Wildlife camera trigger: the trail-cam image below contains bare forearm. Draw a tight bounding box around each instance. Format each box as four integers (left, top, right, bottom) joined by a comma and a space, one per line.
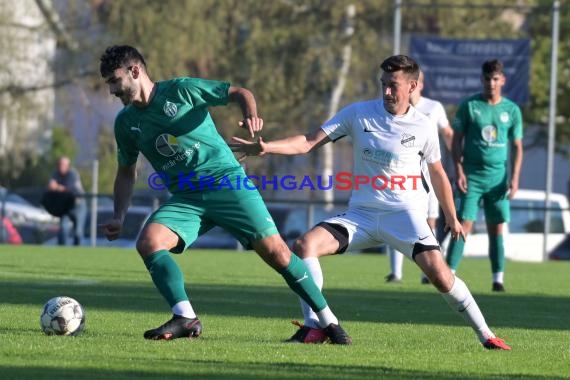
228, 87, 257, 118
113, 168, 136, 222
264, 135, 315, 155
431, 170, 456, 221
440, 126, 453, 152
263, 128, 329, 155
511, 144, 523, 182
451, 132, 464, 176
48, 180, 65, 192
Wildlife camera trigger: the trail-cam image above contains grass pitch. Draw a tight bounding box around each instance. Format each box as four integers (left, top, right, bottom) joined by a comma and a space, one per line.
0, 245, 569, 379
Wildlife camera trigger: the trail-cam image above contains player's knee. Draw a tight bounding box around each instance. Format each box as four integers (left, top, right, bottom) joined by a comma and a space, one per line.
136, 236, 163, 258
293, 236, 318, 258
292, 238, 306, 257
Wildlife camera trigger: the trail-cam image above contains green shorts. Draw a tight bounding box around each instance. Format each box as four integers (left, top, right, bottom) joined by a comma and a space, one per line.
146, 187, 279, 253
456, 166, 510, 225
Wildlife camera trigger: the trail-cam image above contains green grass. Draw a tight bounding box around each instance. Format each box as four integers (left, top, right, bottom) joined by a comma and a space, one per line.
0, 245, 569, 379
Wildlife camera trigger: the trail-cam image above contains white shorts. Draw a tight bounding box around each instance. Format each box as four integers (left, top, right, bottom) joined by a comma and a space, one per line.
427, 191, 440, 219
322, 207, 439, 260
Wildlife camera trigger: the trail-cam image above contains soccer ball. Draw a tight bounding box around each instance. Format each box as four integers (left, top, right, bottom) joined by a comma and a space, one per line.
40, 296, 85, 336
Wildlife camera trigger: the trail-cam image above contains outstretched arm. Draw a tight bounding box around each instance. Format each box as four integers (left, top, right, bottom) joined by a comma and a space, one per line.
230, 128, 331, 157
228, 86, 263, 138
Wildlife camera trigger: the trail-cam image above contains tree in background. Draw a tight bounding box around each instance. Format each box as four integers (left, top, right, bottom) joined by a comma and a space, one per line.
0, 0, 57, 185
526, 0, 570, 154
11, 126, 78, 189
77, 125, 116, 195
399, 0, 569, 154
93, 0, 394, 181
2, 0, 569, 193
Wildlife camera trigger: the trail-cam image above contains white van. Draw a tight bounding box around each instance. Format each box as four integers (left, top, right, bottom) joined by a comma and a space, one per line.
442, 189, 570, 262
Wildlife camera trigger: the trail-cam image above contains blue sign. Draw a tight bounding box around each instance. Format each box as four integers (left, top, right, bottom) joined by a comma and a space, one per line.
410, 37, 530, 105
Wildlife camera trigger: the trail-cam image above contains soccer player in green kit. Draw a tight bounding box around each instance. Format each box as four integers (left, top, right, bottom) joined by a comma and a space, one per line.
99, 45, 351, 343
446, 59, 524, 292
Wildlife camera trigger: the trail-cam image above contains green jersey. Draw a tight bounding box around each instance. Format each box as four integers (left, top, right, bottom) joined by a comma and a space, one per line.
452, 93, 523, 169
114, 77, 242, 193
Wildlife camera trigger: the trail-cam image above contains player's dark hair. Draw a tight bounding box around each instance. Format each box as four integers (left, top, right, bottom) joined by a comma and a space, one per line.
100, 45, 147, 77
481, 59, 504, 75
380, 55, 420, 80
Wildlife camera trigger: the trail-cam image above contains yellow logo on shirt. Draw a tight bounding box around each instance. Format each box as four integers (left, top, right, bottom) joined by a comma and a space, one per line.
481, 125, 497, 143
156, 134, 179, 157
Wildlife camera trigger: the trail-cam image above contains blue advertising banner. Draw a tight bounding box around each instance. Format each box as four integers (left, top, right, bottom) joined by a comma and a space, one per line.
409, 37, 530, 105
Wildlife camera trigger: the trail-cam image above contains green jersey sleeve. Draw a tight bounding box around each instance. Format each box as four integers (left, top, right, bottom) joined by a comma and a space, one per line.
114, 113, 139, 167
176, 78, 231, 109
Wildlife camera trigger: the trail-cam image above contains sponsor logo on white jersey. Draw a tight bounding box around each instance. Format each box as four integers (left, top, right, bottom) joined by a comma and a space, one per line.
400, 133, 416, 148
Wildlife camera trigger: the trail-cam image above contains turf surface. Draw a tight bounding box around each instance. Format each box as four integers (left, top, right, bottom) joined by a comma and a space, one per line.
0, 245, 569, 379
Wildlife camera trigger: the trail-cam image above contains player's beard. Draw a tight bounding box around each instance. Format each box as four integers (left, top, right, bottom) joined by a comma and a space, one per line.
117, 86, 137, 105
383, 97, 397, 114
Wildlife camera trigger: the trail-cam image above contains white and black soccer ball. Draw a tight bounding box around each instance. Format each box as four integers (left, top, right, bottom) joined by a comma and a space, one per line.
40, 296, 85, 336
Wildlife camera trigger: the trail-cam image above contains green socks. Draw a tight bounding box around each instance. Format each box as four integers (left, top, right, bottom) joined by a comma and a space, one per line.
278, 253, 327, 312
446, 236, 466, 271
143, 250, 188, 307
489, 234, 505, 273
142, 249, 329, 317
446, 234, 505, 273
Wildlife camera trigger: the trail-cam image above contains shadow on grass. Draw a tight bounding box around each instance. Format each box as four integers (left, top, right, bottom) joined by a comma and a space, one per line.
1, 279, 569, 331
1, 361, 568, 380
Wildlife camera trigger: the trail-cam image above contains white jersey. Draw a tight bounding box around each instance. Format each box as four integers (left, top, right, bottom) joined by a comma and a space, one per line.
415, 97, 449, 219
322, 99, 440, 211
415, 96, 454, 182
414, 96, 449, 131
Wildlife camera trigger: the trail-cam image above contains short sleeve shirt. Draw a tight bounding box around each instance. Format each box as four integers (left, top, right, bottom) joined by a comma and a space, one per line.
321, 99, 440, 211
414, 96, 454, 184
453, 93, 523, 169
114, 77, 242, 193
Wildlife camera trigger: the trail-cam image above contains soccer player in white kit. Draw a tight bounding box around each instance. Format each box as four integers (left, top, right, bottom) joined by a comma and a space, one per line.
386, 70, 454, 284
231, 55, 511, 350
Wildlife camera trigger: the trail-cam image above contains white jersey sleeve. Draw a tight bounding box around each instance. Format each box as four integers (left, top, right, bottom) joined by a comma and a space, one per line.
432, 101, 450, 130
320, 104, 356, 141
422, 119, 441, 164
415, 97, 450, 130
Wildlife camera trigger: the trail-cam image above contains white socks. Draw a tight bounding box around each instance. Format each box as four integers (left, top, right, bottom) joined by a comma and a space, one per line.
493, 272, 504, 284
172, 300, 197, 319
389, 247, 404, 279
316, 306, 338, 328
441, 276, 495, 343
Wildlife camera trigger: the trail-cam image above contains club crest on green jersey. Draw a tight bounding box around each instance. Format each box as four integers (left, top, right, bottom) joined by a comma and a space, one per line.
163, 100, 178, 117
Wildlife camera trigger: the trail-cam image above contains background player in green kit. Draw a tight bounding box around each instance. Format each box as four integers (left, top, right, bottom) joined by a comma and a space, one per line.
98, 45, 351, 343
446, 59, 524, 292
